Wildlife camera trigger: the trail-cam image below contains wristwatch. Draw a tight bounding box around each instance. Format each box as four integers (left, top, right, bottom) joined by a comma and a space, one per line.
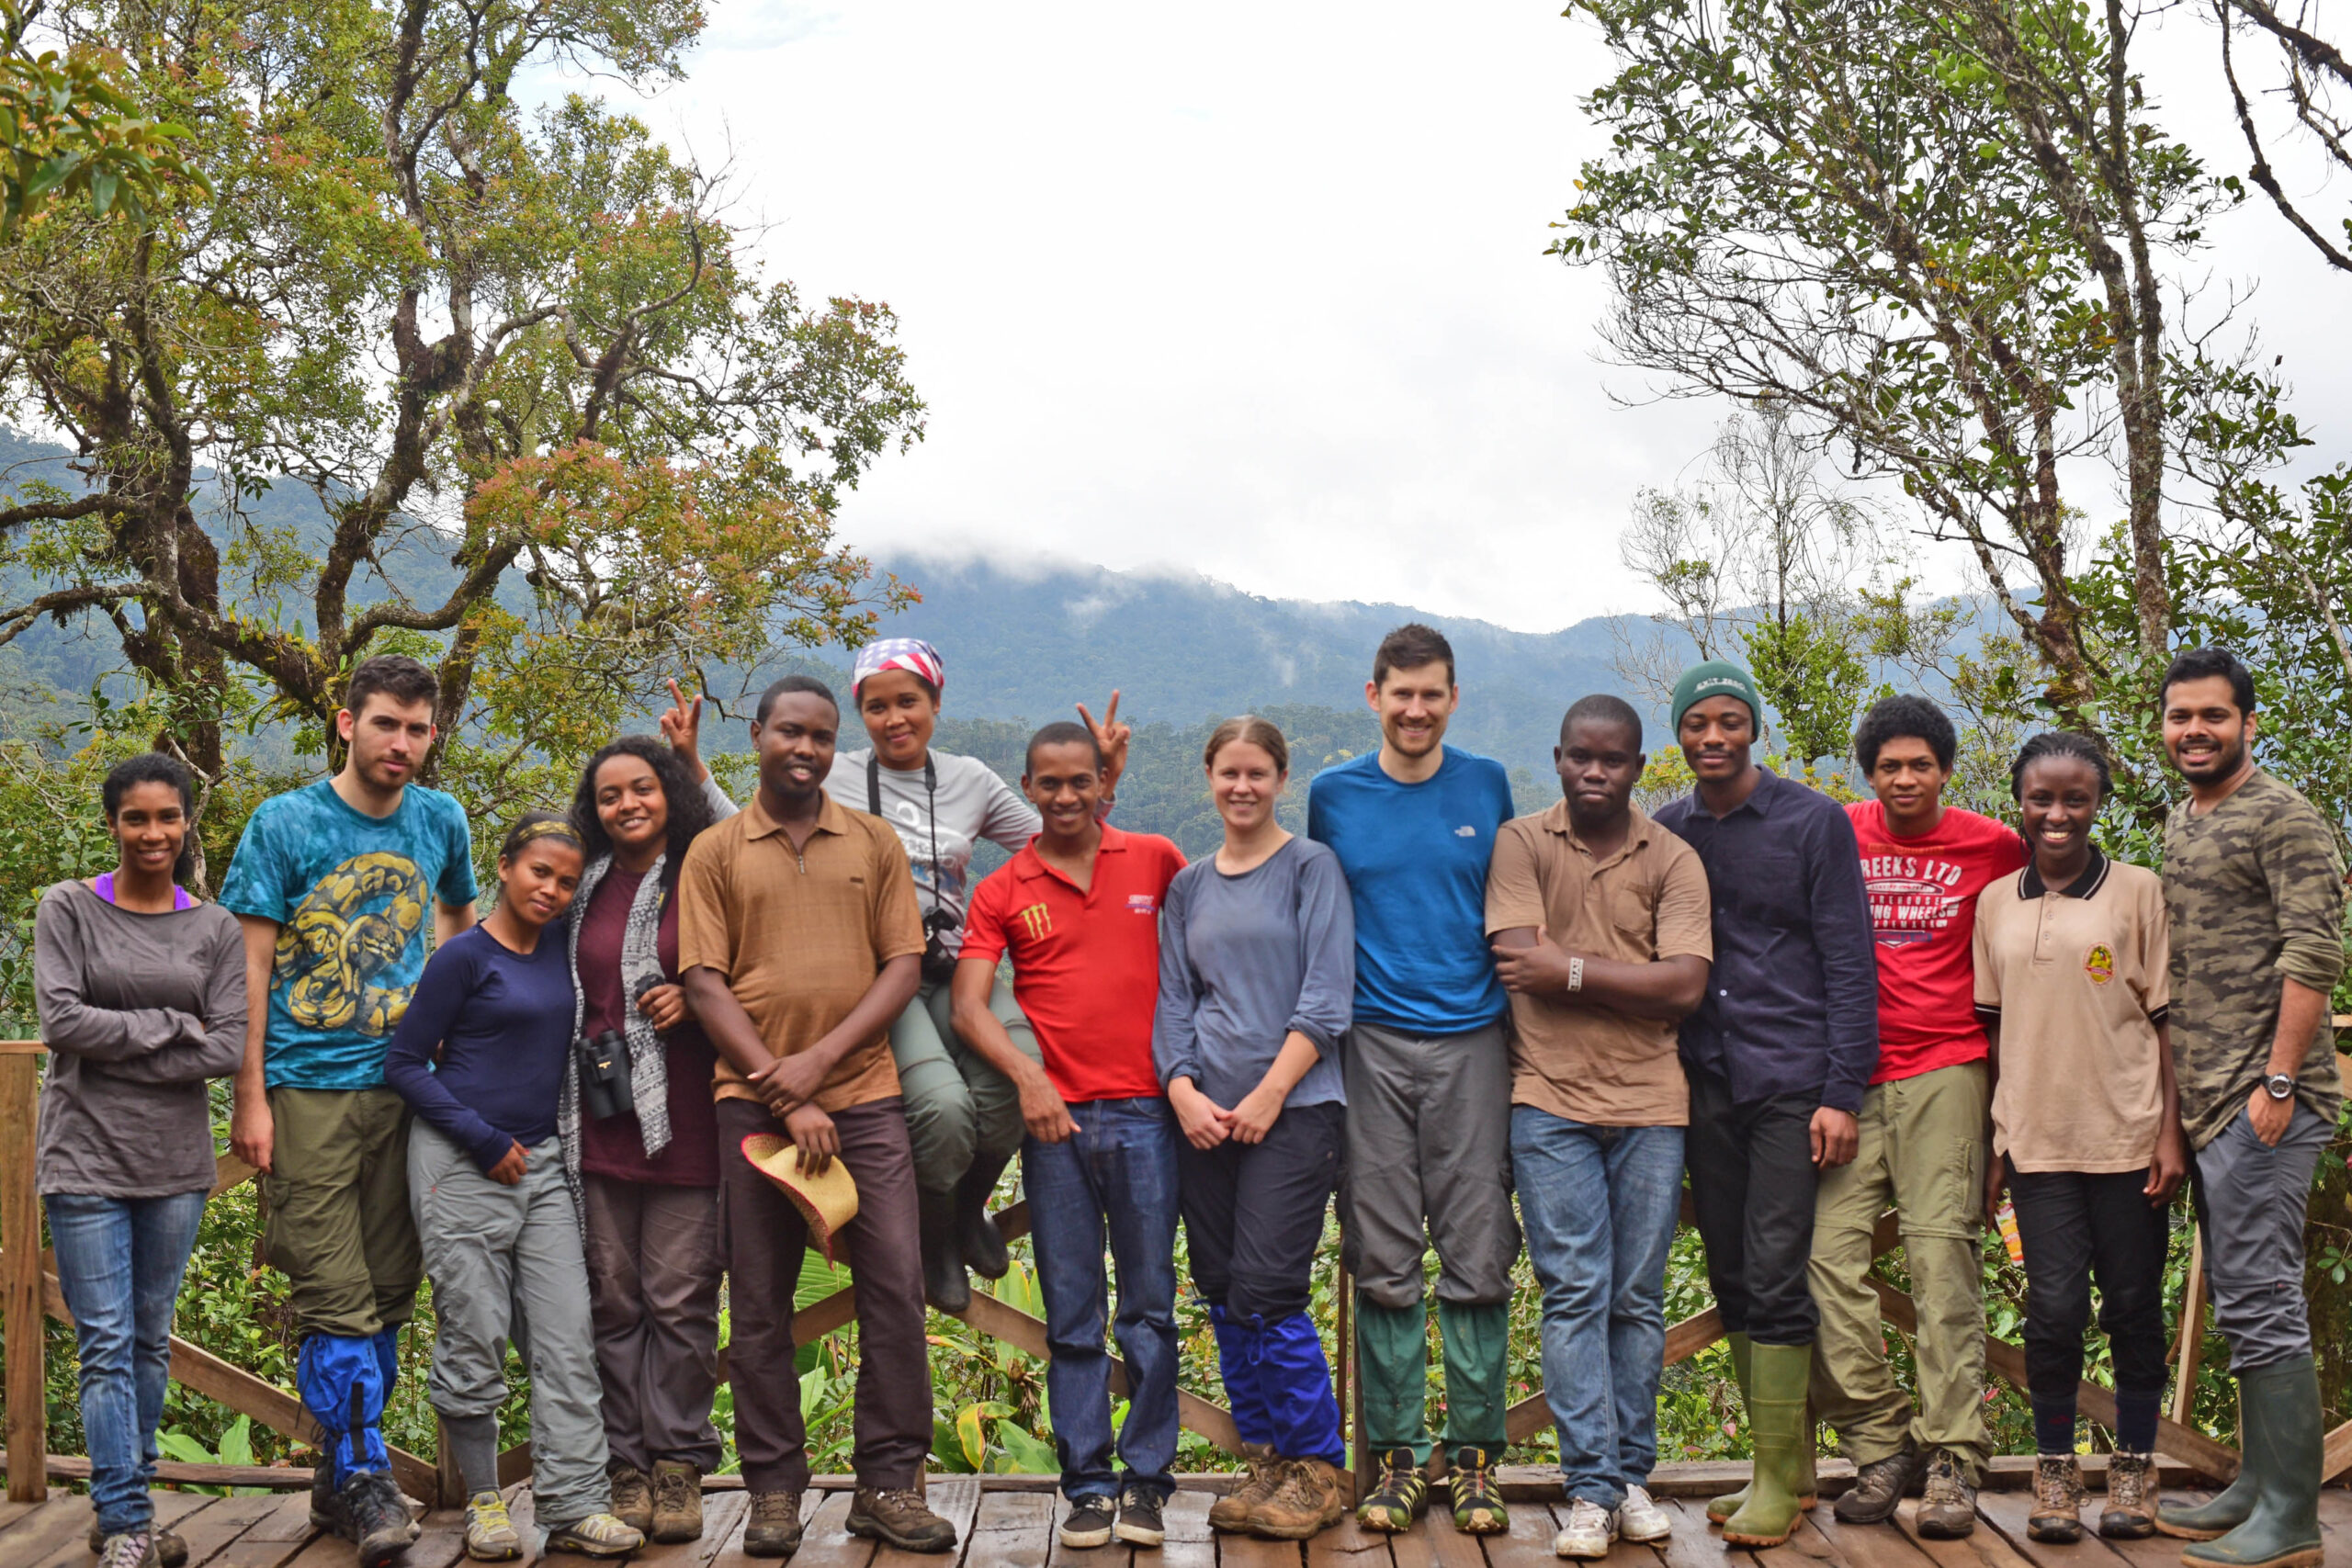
2264, 1073, 2297, 1100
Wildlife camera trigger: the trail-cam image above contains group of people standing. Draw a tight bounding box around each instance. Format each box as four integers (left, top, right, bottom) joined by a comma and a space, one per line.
28, 625, 2343, 1568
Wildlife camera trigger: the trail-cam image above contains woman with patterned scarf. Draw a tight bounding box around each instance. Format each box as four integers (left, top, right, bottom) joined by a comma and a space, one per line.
562, 730, 728, 1546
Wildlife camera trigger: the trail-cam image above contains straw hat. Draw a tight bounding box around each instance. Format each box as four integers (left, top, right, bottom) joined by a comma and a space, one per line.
740, 1134, 860, 1262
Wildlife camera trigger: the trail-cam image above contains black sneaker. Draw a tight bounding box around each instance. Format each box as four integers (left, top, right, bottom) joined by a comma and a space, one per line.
309, 1463, 345, 1535
1058, 1495, 1115, 1549
1115, 1485, 1165, 1547
342, 1471, 416, 1568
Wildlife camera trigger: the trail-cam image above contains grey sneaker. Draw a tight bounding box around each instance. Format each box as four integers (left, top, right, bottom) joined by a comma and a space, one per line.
1915, 1448, 1977, 1540
94, 1532, 157, 1568
86, 1523, 186, 1567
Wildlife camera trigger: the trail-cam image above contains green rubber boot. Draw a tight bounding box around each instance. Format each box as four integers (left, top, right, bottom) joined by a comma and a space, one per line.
1708, 1335, 1818, 1525
2162, 1376, 2266, 1542
2182, 1355, 2324, 1568
1723, 1342, 1813, 1548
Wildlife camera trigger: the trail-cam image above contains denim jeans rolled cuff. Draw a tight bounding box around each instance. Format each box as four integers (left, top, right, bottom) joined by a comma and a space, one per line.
1023, 1097, 1181, 1501
2190, 1100, 2333, 1371
46, 1190, 209, 1536
1511, 1107, 1684, 1509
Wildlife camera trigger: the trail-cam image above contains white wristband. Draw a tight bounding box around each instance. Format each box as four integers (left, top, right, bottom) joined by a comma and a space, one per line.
1567, 956, 1585, 993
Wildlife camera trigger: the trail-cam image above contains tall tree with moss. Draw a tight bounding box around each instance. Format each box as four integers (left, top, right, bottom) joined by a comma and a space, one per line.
0, 0, 924, 885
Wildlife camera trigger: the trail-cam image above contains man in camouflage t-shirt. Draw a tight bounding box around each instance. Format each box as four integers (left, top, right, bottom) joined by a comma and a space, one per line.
2152, 649, 2344, 1566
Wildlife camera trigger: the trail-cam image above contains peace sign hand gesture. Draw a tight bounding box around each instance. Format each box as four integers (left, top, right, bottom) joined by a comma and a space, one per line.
1074, 690, 1130, 795
660, 676, 710, 783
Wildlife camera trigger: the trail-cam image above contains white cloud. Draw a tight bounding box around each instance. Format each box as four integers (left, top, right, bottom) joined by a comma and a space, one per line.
574, 0, 2352, 634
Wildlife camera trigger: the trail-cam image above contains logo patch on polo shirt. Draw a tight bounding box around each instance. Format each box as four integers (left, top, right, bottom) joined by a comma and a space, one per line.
2084, 943, 2114, 985
1016, 902, 1053, 941
1125, 894, 1159, 914
1454, 825, 1477, 838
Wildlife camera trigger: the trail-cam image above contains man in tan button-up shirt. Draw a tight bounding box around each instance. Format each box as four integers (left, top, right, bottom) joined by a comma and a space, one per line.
1485, 694, 1712, 1560
678, 674, 953, 1558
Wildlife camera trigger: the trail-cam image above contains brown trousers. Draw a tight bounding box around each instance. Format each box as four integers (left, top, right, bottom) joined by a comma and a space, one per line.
715, 1095, 931, 1493
582, 1174, 725, 1472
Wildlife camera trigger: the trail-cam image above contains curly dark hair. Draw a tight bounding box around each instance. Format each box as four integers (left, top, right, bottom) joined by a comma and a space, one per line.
102, 751, 198, 885
2009, 729, 2112, 802
570, 735, 716, 888
1852, 694, 1956, 773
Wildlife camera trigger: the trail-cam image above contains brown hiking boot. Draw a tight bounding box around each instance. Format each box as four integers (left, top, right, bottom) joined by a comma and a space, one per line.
650, 1460, 704, 1543
86, 1523, 187, 1567
847, 1485, 958, 1552
1915, 1448, 1976, 1540
742, 1490, 804, 1559
1833, 1439, 1923, 1524
2028, 1453, 2086, 1542
1207, 1443, 1281, 1533
2099, 1451, 2156, 1540
1247, 1458, 1348, 1540
606, 1463, 653, 1535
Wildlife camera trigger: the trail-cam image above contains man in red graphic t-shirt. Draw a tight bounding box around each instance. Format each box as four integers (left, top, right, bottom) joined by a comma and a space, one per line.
1811, 695, 2028, 1539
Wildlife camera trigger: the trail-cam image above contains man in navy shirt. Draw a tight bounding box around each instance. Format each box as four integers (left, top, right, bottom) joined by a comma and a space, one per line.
1308, 623, 1518, 1537
1653, 660, 1877, 1551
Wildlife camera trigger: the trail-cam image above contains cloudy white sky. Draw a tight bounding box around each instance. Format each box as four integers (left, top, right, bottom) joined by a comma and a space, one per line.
607, 1, 2352, 634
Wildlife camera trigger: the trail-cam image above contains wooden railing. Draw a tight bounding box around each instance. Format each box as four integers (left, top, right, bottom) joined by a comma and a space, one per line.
4, 1035, 2349, 1506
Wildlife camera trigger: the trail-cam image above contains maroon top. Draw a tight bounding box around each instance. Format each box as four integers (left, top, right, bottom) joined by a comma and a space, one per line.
575, 866, 721, 1188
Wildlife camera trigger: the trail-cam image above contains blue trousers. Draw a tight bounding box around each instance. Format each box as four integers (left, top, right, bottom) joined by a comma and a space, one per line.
1511, 1108, 1685, 1511
1023, 1097, 1181, 1502
47, 1190, 208, 1536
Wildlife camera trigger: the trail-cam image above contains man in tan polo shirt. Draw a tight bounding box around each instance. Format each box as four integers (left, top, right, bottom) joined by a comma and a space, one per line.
677, 674, 954, 1559
1486, 694, 1713, 1561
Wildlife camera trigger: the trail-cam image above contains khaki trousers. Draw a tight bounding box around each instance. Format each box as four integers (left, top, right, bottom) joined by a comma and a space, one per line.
1806, 1062, 1991, 1474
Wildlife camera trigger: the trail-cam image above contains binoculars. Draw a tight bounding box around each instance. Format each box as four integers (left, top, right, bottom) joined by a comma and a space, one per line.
577, 975, 662, 1121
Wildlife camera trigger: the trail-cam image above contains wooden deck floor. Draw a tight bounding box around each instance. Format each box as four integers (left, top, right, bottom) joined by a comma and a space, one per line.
1, 1476, 2346, 1568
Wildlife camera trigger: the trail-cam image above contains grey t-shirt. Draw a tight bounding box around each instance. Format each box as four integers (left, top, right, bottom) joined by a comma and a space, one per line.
34, 879, 247, 1197
821, 749, 1038, 955
1152, 837, 1355, 1110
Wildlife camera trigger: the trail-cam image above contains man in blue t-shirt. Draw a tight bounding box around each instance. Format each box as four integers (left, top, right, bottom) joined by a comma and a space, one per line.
1306, 623, 1518, 1538
219, 654, 477, 1566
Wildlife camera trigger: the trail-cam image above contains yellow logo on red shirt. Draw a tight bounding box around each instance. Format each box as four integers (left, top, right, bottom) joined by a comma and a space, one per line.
1016, 902, 1053, 941
2084, 943, 2115, 985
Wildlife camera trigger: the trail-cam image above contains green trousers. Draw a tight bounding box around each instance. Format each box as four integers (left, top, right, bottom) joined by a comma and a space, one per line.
262, 1087, 422, 1340
1356, 1295, 1510, 1466
1806, 1062, 1990, 1475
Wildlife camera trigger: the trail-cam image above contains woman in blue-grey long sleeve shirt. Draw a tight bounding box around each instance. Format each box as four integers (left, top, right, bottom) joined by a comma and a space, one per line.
1151, 716, 1355, 1539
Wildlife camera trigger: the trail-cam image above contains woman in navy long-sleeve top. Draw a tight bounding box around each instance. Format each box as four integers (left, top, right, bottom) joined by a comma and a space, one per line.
385, 810, 642, 1561
1151, 716, 1355, 1539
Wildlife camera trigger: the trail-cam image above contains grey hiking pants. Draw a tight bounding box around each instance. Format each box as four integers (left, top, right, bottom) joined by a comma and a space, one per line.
409, 1126, 610, 1527
2190, 1101, 2334, 1372
1338, 1020, 1519, 1308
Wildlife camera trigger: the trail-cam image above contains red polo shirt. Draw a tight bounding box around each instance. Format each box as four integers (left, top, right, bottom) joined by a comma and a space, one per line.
962, 825, 1187, 1103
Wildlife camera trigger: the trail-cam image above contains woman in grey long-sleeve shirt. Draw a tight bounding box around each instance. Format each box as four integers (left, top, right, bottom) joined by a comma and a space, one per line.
36, 754, 245, 1568
1150, 716, 1354, 1535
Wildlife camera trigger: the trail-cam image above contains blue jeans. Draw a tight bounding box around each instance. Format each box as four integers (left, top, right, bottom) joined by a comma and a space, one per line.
1510, 1108, 1684, 1510
46, 1190, 209, 1536
1023, 1098, 1180, 1502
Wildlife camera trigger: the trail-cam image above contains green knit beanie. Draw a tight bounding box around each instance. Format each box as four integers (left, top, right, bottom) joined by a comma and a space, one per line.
1670, 660, 1764, 734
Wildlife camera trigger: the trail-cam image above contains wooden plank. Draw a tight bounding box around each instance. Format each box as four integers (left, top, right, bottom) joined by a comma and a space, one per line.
1971, 1488, 2161, 1568
669, 1488, 750, 1567
1868, 1279, 2240, 1483
2169, 1228, 2209, 1429
210, 1150, 259, 1200
195, 1491, 322, 1568
0, 1494, 101, 1568
1792, 1499, 1933, 1568
956, 1290, 1246, 1454
2, 1053, 46, 1502
1469, 1495, 1559, 1568
162, 1492, 288, 1568
1303, 1507, 1396, 1567
1377, 1501, 1485, 1568
2321, 1415, 2352, 1484
0, 1495, 36, 1534
0, 1041, 43, 1055
1661, 1307, 1726, 1367
1155, 1487, 1218, 1568
1884, 1497, 2036, 1568
965, 1489, 1054, 1568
